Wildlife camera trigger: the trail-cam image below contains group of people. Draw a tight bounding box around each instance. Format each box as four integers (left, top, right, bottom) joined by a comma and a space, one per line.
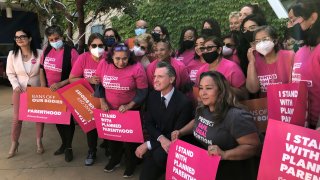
5, 0, 320, 179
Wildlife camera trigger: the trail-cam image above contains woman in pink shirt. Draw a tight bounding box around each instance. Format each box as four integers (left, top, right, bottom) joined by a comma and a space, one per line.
247, 26, 294, 98
6, 29, 44, 158
195, 36, 248, 100
175, 27, 197, 67
95, 43, 148, 177
287, 0, 320, 129
40, 25, 79, 162
147, 40, 191, 93
69, 33, 105, 166
188, 36, 206, 84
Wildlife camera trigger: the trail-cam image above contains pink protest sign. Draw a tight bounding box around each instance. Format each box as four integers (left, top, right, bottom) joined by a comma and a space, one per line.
166, 140, 221, 180
267, 82, 308, 127
19, 93, 71, 124
57, 79, 100, 133
93, 109, 144, 143
258, 119, 319, 180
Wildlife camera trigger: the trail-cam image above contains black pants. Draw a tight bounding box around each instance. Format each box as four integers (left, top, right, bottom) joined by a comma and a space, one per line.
86, 129, 98, 152
56, 117, 75, 149
140, 146, 167, 180
108, 140, 139, 169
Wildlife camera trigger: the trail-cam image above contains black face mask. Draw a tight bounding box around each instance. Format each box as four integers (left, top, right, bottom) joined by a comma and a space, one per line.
183, 40, 194, 49
202, 50, 220, 64
243, 31, 254, 43
288, 23, 305, 41
105, 37, 116, 47
152, 32, 161, 42
201, 29, 216, 37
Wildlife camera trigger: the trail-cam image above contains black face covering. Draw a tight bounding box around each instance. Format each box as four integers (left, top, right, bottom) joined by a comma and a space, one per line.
243, 31, 254, 43
152, 32, 161, 42
183, 40, 195, 49
202, 50, 219, 64
288, 23, 305, 41
201, 29, 216, 37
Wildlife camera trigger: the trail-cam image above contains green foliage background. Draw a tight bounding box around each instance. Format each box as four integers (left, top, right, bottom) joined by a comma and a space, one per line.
111, 0, 288, 48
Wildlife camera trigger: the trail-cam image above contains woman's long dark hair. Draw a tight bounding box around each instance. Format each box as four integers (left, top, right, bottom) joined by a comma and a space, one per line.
238, 14, 267, 76
13, 29, 38, 58
177, 26, 198, 56
289, 0, 320, 46
196, 71, 241, 124
201, 18, 221, 38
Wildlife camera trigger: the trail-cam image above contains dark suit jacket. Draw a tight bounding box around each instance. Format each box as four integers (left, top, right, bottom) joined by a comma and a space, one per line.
145, 88, 193, 149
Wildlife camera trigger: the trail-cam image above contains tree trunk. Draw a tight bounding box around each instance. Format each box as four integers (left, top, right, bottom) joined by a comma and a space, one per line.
66, 14, 74, 47
76, 0, 86, 53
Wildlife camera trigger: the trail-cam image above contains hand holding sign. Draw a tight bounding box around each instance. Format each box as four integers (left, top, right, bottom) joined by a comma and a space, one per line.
171, 130, 180, 141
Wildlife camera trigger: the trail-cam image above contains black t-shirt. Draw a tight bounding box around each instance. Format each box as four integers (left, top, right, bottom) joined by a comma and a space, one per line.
193, 107, 258, 180
193, 107, 257, 149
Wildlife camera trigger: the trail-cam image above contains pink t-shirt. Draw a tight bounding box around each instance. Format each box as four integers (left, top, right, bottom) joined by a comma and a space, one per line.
195, 58, 245, 88
70, 52, 101, 78
95, 61, 148, 109
41, 48, 78, 86
255, 50, 294, 97
146, 58, 190, 90
225, 50, 240, 66
186, 59, 205, 84
292, 45, 320, 126
176, 49, 195, 67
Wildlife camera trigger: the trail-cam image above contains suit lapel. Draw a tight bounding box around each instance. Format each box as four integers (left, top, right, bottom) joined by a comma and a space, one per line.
16, 51, 28, 76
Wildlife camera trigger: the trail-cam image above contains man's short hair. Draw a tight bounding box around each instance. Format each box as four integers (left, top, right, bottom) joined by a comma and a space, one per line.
156, 61, 176, 78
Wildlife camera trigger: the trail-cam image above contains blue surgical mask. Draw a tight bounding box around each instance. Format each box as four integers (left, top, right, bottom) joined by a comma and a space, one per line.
135, 28, 146, 36
50, 40, 64, 49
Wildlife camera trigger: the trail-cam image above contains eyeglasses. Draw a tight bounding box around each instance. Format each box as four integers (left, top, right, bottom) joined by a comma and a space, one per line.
114, 45, 128, 51
241, 25, 258, 33
91, 44, 104, 48
199, 45, 218, 52
251, 37, 273, 46
14, 35, 28, 41
224, 43, 235, 48
104, 36, 115, 39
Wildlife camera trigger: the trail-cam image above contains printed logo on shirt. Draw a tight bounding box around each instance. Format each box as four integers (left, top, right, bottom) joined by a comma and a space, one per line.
102, 75, 129, 90
258, 74, 281, 92
189, 70, 198, 82
176, 56, 183, 61
84, 69, 96, 78
194, 116, 214, 145
292, 63, 313, 87
44, 57, 62, 72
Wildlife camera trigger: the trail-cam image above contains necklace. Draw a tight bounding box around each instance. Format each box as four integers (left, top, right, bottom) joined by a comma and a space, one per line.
22, 53, 31, 62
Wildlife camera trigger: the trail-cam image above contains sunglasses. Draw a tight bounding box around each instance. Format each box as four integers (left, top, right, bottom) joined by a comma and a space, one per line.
114, 45, 128, 51
136, 43, 146, 51
199, 45, 218, 52
14, 35, 28, 41
91, 44, 104, 48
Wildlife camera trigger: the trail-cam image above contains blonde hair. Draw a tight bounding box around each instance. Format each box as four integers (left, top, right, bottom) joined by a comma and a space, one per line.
229, 11, 240, 20
135, 33, 154, 52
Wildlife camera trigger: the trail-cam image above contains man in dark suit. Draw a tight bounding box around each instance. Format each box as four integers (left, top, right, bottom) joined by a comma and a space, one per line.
135, 61, 193, 180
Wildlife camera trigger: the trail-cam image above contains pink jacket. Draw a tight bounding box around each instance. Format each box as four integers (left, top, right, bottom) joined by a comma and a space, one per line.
6, 49, 42, 90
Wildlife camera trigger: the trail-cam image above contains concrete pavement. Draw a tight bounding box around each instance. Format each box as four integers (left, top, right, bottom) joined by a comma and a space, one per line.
0, 84, 141, 180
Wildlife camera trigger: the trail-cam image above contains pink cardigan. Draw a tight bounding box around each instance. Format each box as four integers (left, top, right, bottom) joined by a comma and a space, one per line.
6, 49, 42, 90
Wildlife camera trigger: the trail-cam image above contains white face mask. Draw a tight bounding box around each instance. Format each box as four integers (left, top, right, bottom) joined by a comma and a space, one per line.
222, 46, 233, 56
133, 45, 145, 56
255, 41, 275, 56
90, 47, 105, 58
50, 40, 63, 49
